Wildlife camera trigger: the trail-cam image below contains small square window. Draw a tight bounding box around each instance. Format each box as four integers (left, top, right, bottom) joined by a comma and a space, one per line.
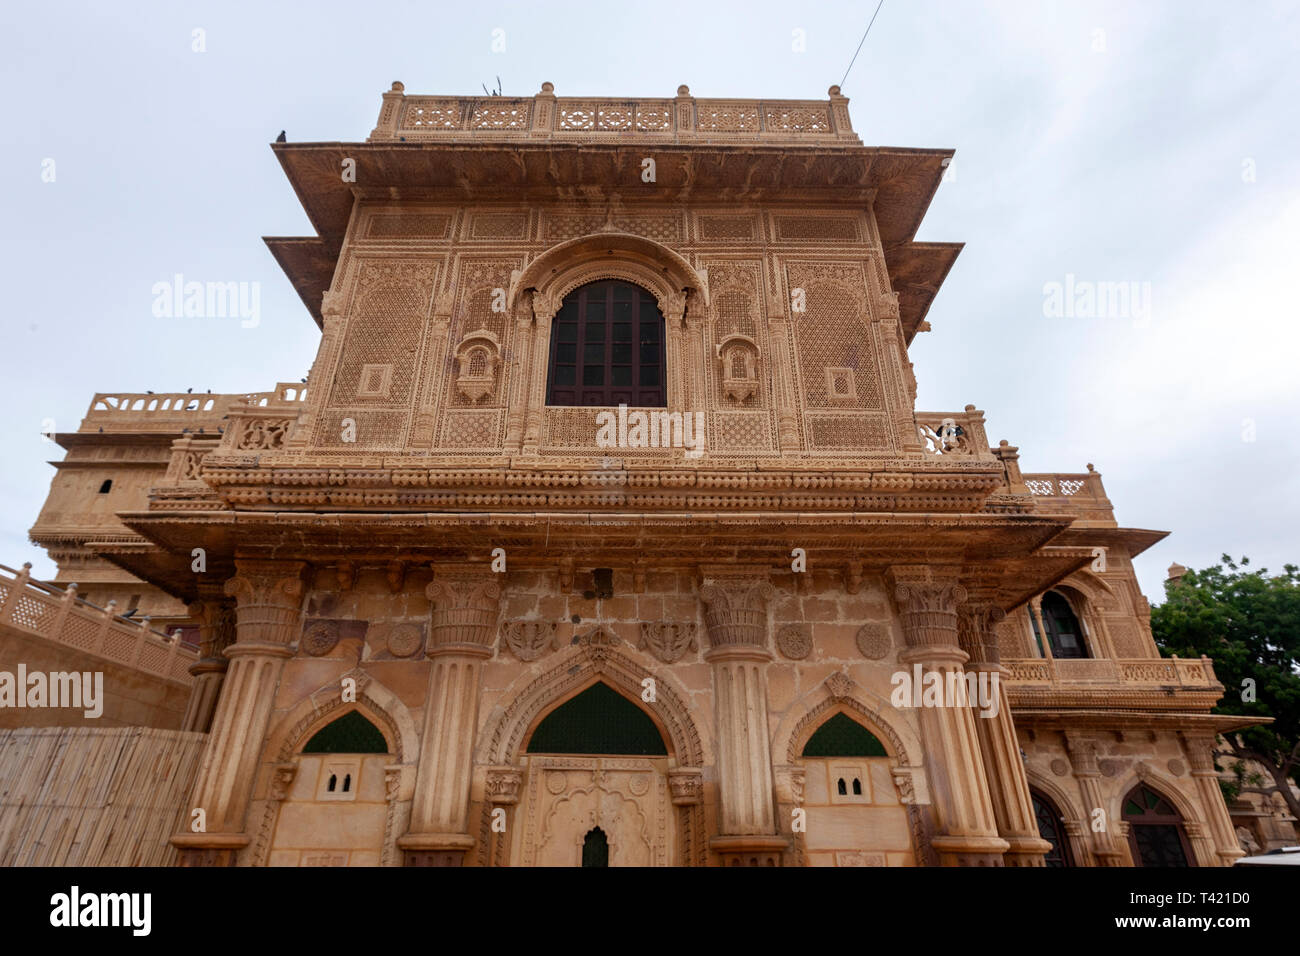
316, 758, 361, 802
829, 763, 871, 804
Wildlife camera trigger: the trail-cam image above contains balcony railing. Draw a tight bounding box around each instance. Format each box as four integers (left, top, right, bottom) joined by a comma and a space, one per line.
368, 82, 859, 146
0, 564, 195, 686
914, 406, 995, 460
1002, 655, 1218, 689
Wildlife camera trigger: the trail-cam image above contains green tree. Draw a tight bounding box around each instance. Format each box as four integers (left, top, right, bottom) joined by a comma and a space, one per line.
1151, 556, 1300, 826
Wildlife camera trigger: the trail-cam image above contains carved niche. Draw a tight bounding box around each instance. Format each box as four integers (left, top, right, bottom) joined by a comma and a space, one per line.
452, 329, 502, 403
716, 334, 761, 405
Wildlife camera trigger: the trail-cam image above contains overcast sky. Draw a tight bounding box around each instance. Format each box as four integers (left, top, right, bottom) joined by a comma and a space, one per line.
2, 0, 1297, 605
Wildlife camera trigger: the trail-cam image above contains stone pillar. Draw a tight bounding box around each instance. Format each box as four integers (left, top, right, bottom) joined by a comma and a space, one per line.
957, 597, 1052, 866
504, 305, 535, 450
887, 566, 1008, 865
681, 291, 707, 413
172, 560, 306, 866
521, 291, 558, 455
1180, 733, 1245, 865
288, 292, 346, 448
765, 297, 801, 453
399, 568, 502, 866
484, 766, 523, 867
410, 290, 454, 449
1064, 732, 1125, 866
180, 581, 237, 734
699, 569, 787, 866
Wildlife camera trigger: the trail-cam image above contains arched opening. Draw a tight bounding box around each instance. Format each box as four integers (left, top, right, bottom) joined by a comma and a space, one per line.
1031, 789, 1074, 867
546, 280, 665, 407
1038, 590, 1089, 659
526, 682, 667, 755
301, 710, 389, 754
1123, 784, 1195, 867
581, 827, 610, 867
801, 712, 888, 757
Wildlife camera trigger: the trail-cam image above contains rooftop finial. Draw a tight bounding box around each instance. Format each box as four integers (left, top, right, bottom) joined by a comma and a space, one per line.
676, 84, 690, 96
540, 81, 554, 94
391, 81, 404, 92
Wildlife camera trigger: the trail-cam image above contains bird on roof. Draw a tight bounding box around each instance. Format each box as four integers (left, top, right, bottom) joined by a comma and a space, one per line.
198, 427, 204, 434
97, 427, 103, 433
187, 387, 192, 393
146, 390, 154, 394
206, 389, 211, 393
276, 130, 286, 142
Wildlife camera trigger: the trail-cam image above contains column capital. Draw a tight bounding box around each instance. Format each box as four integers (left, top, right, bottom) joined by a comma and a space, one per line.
698, 568, 774, 650
886, 566, 966, 649
425, 566, 502, 652
957, 601, 1007, 665
223, 559, 307, 646
485, 767, 524, 806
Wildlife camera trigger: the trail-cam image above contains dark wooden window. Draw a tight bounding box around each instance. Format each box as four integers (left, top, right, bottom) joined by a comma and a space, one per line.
546, 280, 666, 407
1123, 784, 1195, 866
1032, 791, 1074, 867
1042, 590, 1088, 659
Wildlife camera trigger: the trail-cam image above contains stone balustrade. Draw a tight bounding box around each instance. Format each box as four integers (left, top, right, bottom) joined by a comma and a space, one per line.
1002, 655, 1218, 689
914, 406, 995, 460
81, 384, 307, 435
0, 563, 195, 686
369, 82, 859, 146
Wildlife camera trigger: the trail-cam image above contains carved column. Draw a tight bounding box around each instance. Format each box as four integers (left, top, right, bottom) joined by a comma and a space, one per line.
1064, 732, 1125, 866
765, 299, 801, 453
681, 290, 706, 413
699, 569, 787, 865
288, 292, 346, 448
172, 560, 306, 866
504, 303, 535, 450
399, 567, 502, 866
887, 566, 1008, 865
957, 596, 1052, 866
484, 766, 523, 867
410, 290, 454, 449
521, 291, 558, 455
180, 581, 236, 733
1180, 733, 1245, 865
878, 292, 923, 455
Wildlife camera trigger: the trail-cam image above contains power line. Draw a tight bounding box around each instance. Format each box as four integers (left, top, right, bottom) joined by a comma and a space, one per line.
840, 0, 887, 90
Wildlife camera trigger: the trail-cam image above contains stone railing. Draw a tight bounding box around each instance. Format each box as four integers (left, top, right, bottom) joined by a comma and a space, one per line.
0, 564, 195, 686
369, 82, 859, 146
1021, 465, 1115, 523
213, 383, 308, 454
80, 384, 307, 434
1002, 655, 1218, 689
915, 406, 995, 460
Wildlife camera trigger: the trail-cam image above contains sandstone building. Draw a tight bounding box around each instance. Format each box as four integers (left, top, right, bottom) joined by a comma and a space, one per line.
0, 83, 1260, 867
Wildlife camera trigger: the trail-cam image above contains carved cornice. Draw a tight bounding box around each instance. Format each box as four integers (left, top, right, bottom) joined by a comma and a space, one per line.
223, 559, 307, 645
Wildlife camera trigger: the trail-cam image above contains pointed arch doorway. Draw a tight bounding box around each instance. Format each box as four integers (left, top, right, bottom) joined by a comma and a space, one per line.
514, 681, 675, 866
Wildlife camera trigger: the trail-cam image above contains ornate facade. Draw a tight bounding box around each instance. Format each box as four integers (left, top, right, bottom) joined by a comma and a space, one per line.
10, 83, 1258, 867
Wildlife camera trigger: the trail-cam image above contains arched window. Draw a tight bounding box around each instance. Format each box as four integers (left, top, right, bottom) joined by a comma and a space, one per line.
301, 710, 389, 754
582, 827, 610, 867
526, 682, 668, 756
1123, 784, 1195, 867
1031, 790, 1074, 867
546, 280, 665, 407
801, 712, 888, 757
468, 347, 487, 377
1041, 591, 1088, 659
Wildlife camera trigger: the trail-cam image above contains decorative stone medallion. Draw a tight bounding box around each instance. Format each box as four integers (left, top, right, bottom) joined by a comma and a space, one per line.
1167, 758, 1186, 777
301, 621, 340, 657
775, 623, 812, 660
855, 623, 891, 660
386, 623, 423, 658
1050, 758, 1070, 777
638, 622, 697, 663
